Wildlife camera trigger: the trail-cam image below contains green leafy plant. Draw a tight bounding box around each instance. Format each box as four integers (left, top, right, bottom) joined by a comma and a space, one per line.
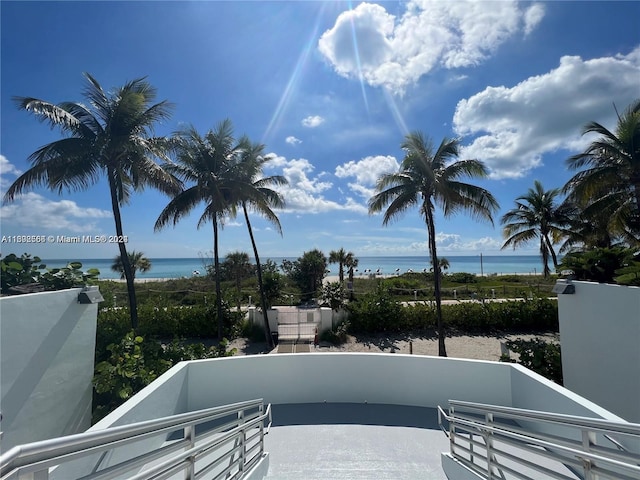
320, 320, 350, 345
93, 331, 236, 421
500, 338, 562, 385
321, 281, 346, 311
0, 253, 45, 293
559, 247, 631, 284
1, 253, 99, 293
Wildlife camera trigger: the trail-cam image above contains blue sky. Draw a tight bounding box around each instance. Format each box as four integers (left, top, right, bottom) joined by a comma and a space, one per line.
1, 1, 639, 260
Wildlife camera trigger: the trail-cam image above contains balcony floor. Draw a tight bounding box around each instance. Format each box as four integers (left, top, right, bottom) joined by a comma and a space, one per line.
263, 403, 448, 479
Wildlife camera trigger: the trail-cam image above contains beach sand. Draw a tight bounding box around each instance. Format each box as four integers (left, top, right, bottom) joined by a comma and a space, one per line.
229, 330, 558, 362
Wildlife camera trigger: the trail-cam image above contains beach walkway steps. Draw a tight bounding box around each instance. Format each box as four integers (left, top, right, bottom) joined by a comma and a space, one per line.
275, 342, 312, 354
276, 306, 320, 346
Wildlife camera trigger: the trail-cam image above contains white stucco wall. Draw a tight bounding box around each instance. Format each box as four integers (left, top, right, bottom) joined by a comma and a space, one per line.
185, 354, 514, 411
0, 289, 99, 450
557, 281, 640, 423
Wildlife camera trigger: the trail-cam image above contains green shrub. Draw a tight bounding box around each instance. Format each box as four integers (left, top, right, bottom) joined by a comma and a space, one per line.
321, 320, 350, 345
241, 320, 267, 342
1, 253, 99, 293
446, 272, 477, 284
347, 285, 405, 332
93, 331, 236, 422
501, 338, 562, 384
346, 284, 558, 333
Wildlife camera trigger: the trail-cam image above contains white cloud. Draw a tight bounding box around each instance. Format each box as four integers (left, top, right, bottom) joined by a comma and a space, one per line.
265, 153, 367, 214
358, 232, 503, 255
335, 155, 399, 185
523, 3, 545, 35
285, 136, 302, 145
335, 155, 399, 199
301, 115, 325, 128
1, 192, 112, 232
319, 1, 544, 94
454, 47, 640, 179
0, 155, 22, 189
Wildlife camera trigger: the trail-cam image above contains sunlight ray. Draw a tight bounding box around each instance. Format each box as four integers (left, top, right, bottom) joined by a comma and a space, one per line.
261, 4, 327, 144
347, 0, 370, 114
382, 87, 409, 135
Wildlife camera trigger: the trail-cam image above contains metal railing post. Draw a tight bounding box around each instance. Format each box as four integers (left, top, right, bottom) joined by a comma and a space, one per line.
184, 425, 196, 480
485, 412, 494, 480
449, 406, 456, 458
259, 403, 265, 457
582, 429, 597, 480
238, 409, 245, 474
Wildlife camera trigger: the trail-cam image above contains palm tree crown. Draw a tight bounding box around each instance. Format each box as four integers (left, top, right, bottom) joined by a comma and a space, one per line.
501, 180, 569, 277
4, 73, 179, 329
329, 248, 357, 284
369, 133, 498, 356
111, 251, 152, 280
564, 99, 640, 239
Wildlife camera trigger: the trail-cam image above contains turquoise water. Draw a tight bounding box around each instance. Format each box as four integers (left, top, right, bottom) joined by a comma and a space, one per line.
42, 255, 545, 280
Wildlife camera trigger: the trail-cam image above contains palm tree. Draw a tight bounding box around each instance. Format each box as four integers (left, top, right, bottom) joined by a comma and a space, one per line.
329, 248, 357, 284
3, 73, 179, 330
369, 133, 498, 357
222, 251, 253, 306
155, 120, 249, 339
346, 254, 359, 284
111, 251, 152, 280
438, 257, 450, 272
564, 99, 640, 238
501, 181, 570, 277
235, 142, 287, 349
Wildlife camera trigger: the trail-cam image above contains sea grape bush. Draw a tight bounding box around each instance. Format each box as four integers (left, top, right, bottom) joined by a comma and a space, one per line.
93, 331, 236, 421
1, 252, 99, 294
501, 338, 563, 385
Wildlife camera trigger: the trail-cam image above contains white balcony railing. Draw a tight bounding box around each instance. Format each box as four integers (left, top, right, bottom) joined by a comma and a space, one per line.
438, 400, 640, 480
0, 399, 271, 480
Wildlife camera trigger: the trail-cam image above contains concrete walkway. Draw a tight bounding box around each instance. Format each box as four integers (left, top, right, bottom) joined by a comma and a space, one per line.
264, 403, 448, 480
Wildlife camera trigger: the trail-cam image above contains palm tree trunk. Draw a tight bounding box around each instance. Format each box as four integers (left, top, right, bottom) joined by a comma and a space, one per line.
108, 171, 138, 330
426, 206, 447, 357
540, 237, 551, 277
243, 205, 274, 349
543, 234, 559, 269
339, 262, 344, 283
213, 220, 224, 339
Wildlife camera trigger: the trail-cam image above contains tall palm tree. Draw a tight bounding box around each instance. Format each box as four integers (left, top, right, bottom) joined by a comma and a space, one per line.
369, 133, 498, 357
501, 181, 570, 277
564, 99, 640, 238
329, 248, 356, 284
3, 73, 179, 330
111, 251, 152, 280
235, 142, 287, 349
155, 120, 248, 339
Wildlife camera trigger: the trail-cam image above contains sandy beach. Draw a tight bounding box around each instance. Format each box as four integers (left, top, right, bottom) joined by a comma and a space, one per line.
229, 330, 558, 362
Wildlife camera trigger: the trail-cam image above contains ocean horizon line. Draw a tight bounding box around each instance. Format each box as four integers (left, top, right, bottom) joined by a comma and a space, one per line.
40, 254, 548, 280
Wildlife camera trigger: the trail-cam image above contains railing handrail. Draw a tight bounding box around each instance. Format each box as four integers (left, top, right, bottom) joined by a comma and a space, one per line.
1, 398, 269, 480
440, 401, 640, 480
127, 405, 271, 480
448, 399, 640, 436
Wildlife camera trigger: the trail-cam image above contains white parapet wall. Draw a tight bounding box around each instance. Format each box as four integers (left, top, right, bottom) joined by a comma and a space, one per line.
0, 288, 99, 449
53, 353, 629, 479
557, 281, 640, 423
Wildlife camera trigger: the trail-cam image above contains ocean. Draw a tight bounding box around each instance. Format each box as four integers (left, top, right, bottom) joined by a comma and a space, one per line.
42, 255, 545, 280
